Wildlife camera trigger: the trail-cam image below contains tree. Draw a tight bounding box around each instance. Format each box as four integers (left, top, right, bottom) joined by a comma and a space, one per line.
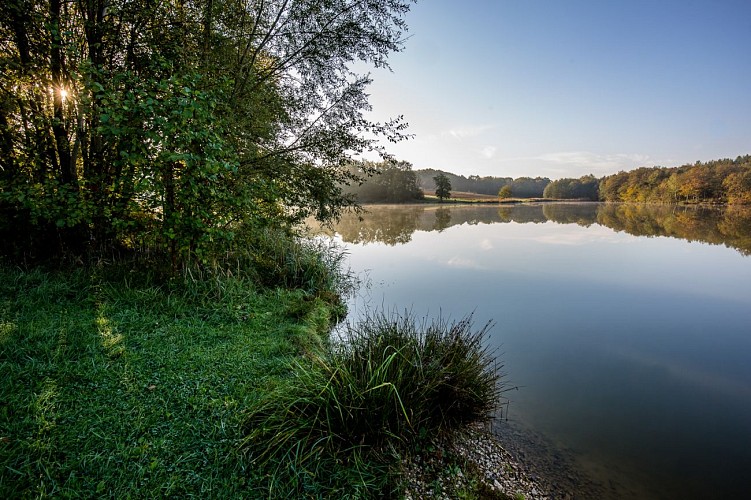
345, 160, 423, 203
543, 175, 599, 200
597, 157, 751, 204
498, 185, 513, 199
506, 177, 550, 198
434, 173, 452, 202
724, 170, 751, 205
0, 0, 414, 263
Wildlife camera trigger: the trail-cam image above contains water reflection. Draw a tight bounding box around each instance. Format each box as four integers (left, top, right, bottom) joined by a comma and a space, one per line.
317, 203, 751, 499
324, 203, 751, 256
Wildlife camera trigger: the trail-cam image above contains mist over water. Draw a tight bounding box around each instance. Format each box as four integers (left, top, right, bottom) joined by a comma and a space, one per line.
321, 203, 751, 499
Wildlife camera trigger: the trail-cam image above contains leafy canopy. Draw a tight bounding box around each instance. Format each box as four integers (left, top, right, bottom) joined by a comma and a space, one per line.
433, 172, 451, 201
0, 0, 414, 263
345, 160, 424, 203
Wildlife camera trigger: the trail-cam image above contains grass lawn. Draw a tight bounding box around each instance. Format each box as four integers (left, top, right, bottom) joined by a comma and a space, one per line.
0, 265, 332, 498
422, 190, 501, 203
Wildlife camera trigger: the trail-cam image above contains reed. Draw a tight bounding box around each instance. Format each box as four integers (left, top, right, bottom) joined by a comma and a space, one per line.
243, 311, 504, 496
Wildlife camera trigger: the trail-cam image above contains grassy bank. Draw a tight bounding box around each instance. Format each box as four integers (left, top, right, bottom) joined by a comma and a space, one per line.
1, 233, 505, 498
421, 190, 560, 204
0, 263, 338, 497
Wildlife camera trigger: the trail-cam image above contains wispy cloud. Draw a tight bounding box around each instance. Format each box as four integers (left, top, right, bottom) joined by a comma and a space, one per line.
446, 256, 484, 269
535, 151, 652, 174
493, 151, 657, 178
481, 146, 497, 159
443, 124, 495, 139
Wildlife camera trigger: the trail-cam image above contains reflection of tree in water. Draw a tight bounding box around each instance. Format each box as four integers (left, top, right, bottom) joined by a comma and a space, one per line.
596, 203, 670, 237
324, 203, 751, 256
542, 203, 598, 226
433, 207, 452, 232
717, 207, 751, 256
496, 205, 547, 223
597, 204, 751, 256
331, 206, 422, 245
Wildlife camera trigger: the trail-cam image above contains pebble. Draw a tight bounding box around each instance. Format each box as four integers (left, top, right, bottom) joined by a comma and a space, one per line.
400, 423, 550, 499
398, 418, 625, 500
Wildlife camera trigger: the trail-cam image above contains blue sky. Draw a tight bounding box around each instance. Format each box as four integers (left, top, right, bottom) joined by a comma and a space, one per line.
362, 0, 751, 179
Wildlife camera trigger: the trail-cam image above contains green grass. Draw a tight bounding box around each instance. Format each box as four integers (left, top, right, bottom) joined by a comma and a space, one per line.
243, 311, 503, 498
0, 264, 336, 498
1, 230, 506, 498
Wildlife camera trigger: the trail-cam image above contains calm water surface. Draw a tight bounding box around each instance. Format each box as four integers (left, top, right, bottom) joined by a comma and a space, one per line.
322, 203, 751, 499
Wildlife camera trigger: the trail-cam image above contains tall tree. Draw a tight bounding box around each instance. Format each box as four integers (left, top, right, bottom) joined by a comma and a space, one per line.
434, 173, 451, 202
0, 0, 414, 262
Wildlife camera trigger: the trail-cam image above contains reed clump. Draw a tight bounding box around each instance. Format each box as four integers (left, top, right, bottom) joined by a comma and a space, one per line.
243, 311, 503, 497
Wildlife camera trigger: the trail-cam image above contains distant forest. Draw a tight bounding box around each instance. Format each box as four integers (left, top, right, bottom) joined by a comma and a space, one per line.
543, 155, 751, 204
344, 161, 425, 203
415, 169, 551, 198
345, 155, 751, 205
596, 155, 751, 204
345, 163, 552, 202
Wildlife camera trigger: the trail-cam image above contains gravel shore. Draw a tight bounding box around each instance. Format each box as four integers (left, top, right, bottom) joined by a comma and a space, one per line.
402, 420, 619, 499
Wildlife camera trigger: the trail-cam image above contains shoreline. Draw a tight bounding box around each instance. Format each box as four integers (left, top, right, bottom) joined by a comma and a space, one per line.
402, 415, 654, 499
489, 418, 661, 499
490, 419, 608, 499
402, 418, 603, 500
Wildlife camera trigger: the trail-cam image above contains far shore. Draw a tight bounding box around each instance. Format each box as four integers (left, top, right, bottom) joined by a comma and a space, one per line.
362, 194, 739, 207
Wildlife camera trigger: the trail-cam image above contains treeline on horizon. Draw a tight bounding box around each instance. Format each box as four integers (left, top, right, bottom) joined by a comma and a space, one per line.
345, 162, 553, 202
596, 155, 751, 204
347, 155, 751, 205
416, 169, 551, 198
324, 203, 751, 256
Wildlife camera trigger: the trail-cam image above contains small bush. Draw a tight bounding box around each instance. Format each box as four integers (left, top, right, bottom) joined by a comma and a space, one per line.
243, 312, 503, 497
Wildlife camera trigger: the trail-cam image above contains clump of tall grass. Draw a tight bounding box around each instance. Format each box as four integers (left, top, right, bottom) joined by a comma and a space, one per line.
243, 228, 354, 296
92, 225, 354, 294
243, 311, 503, 496
153, 227, 356, 322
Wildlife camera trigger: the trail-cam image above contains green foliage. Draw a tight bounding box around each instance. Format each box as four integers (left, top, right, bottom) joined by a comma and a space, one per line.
0, 0, 414, 264
498, 185, 513, 199
504, 177, 550, 198
543, 174, 599, 200
416, 170, 512, 195
243, 312, 502, 497
417, 170, 550, 199
434, 173, 452, 201
345, 160, 424, 203
236, 228, 354, 319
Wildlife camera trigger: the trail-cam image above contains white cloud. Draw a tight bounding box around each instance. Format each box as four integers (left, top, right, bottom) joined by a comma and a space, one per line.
446, 256, 483, 269
443, 124, 495, 140
489, 151, 659, 178
481, 146, 497, 159
531, 232, 620, 246
535, 151, 652, 175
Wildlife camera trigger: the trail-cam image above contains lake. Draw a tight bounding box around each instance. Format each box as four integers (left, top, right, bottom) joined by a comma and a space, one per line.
319, 202, 751, 499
